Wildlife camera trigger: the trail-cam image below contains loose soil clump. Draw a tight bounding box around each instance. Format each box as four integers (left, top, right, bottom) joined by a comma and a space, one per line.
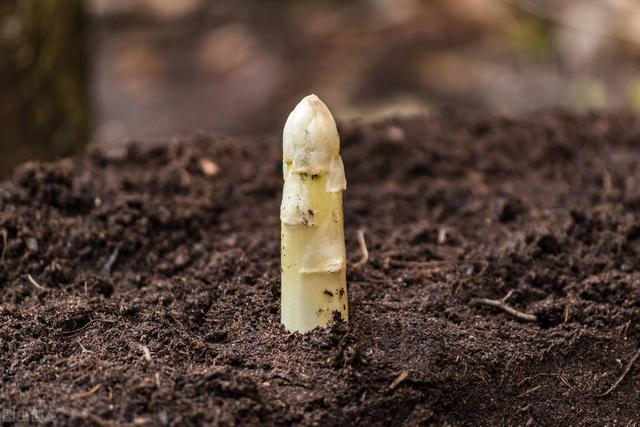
1, 113, 640, 425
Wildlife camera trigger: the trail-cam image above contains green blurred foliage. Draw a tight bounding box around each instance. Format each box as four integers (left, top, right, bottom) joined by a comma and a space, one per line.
507, 15, 553, 59
0, 0, 90, 176
567, 79, 607, 112
630, 77, 640, 110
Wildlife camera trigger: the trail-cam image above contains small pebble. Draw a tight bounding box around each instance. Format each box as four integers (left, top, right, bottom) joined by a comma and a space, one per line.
199, 158, 220, 176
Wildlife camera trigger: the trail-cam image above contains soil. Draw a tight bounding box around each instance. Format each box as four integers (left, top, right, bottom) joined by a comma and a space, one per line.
1, 112, 640, 426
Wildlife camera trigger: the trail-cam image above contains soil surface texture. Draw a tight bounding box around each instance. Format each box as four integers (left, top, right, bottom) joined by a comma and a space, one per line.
1, 113, 640, 426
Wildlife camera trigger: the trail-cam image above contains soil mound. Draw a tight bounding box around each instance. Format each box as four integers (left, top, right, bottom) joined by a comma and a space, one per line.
1, 113, 639, 425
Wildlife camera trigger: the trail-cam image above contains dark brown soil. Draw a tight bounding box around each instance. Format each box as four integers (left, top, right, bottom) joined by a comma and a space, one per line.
1, 112, 640, 426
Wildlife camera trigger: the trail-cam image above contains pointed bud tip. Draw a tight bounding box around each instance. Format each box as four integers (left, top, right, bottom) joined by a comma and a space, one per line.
283, 94, 339, 162
282, 94, 346, 191
290, 94, 331, 122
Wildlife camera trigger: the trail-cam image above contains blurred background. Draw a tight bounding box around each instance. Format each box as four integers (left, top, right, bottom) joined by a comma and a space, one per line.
2, 0, 640, 176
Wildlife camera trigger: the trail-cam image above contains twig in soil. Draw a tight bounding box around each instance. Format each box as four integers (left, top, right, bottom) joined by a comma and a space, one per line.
77, 339, 92, 353
72, 384, 102, 399
475, 291, 537, 322
26, 274, 45, 290
102, 246, 120, 276
598, 349, 640, 397
389, 371, 409, 390
390, 258, 486, 267
140, 344, 152, 362
353, 228, 369, 268
137, 344, 161, 387
563, 305, 571, 323
61, 318, 116, 336
517, 403, 532, 413
538, 328, 585, 362
517, 385, 542, 398
622, 321, 631, 341
517, 372, 561, 387
558, 375, 575, 390
0, 228, 7, 264
387, 258, 488, 275
502, 289, 515, 302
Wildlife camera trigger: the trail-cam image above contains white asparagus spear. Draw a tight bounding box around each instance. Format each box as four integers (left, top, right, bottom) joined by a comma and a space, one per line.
280, 94, 348, 333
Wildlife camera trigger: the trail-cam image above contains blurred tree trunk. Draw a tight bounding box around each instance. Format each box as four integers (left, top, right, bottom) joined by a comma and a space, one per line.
0, 0, 90, 177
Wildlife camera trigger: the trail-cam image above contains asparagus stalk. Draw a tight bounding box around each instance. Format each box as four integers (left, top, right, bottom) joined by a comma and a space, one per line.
281, 94, 348, 333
